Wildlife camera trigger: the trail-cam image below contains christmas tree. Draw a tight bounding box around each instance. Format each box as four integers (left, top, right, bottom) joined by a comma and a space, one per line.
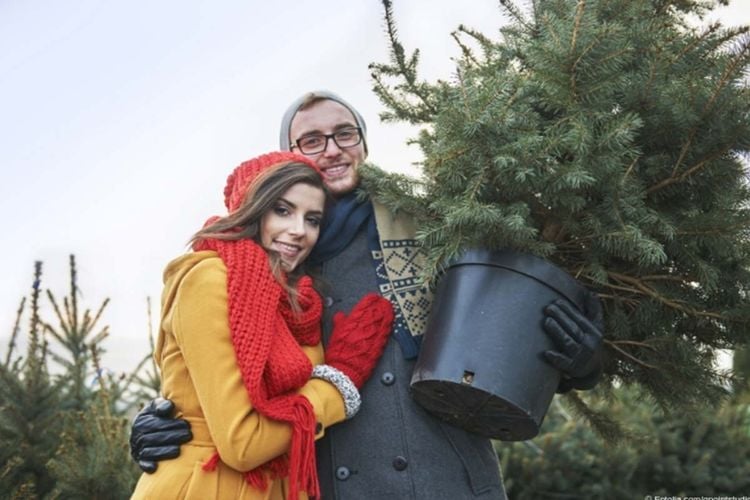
497, 385, 750, 497
364, 0, 750, 410
0, 257, 146, 498
0, 262, 62, 498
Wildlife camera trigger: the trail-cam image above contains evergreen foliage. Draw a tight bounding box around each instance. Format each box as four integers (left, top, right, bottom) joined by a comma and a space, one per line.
734, 346, 750, 392
43, 255, 110, 412
46, 349, 139, 500
366, 0, 750, 412
124, 297, 162, 405
498, 386, 750, 498
0, 263, 63, 498
1, 257, 149, 499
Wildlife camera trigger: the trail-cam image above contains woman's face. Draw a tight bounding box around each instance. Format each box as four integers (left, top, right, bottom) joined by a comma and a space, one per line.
260, 182, 325, 271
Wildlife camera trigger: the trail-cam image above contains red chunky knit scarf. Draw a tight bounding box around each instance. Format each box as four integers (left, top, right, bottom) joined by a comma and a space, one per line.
194, 235, 323, 500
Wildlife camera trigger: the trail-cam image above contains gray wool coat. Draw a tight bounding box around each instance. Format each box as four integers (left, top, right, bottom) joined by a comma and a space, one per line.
316, 226, 507, 500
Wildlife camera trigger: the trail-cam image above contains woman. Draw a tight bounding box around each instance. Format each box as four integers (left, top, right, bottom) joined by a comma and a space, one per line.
131, 151, 393, 500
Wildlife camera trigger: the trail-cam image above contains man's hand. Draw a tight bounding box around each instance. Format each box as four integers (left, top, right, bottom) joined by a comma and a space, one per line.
542, 291, 604, 393
129, 398, 192, 473
326, 294, 394, 389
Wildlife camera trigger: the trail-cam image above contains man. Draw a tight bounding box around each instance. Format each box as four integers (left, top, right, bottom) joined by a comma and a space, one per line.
131, 90, 604, 499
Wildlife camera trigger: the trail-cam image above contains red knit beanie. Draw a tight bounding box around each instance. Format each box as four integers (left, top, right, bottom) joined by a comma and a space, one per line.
223, 151, 321, 213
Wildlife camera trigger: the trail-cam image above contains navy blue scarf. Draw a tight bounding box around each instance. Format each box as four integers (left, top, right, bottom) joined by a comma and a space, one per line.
309, 191, 374, 266
309, 192, 421, 359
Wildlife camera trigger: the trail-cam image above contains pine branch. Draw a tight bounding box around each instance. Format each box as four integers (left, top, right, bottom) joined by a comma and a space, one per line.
46, 290, 71, 337
358, 163, 429, 218
88, 298, 111, 333
497, 0, 533, 32
605, 340, 658, 369
570, 13, 617, 104
661, 36, 750, 183
675, 224, 750, 236
672, 22, 722, 64
610, 340, 659, 350
639, 274, 690, 282
570, 0, 586, 56
147, 296, 158, 375
369, 71, 404, 122
597, 280, 648, 297
647, 137, 739, 194
455, 24, 498, 62
68, 254, 79, 333
608, 272, 726, 321
90, 326, 110, 346
562, 390, 624, 442
4, 297, 25, 368
89, 345, 112, 422
621, 157, 639, 182
451, 30, 480, 68
369, 0, 437, 122
41, 322, 66, 349
27, 262, 44, 371
539, 7, 562, 50
63, 296, 73, 333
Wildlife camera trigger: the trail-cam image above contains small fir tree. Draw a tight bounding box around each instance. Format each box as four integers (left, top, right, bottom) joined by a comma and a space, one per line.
46, 346, 140, 500
43, 255, 110, 412
0, 262, 64, 498
498, 386, 750, 498
365, 0, 750, 412
123, 297, 161, 405
733, 346, 750, 393
1, 257, 147, 498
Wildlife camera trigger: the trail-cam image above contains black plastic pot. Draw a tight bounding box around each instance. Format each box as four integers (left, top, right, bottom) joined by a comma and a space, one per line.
410, 248, 589, 441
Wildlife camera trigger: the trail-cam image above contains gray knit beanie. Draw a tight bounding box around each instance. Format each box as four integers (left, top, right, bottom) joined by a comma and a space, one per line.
279, 90, 368, 154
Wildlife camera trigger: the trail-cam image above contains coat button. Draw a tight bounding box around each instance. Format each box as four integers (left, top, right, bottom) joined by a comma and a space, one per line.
335, 466, 350, 481
380, 372, 395, 386
392, 456, 408, 471
324, 296, 335, 307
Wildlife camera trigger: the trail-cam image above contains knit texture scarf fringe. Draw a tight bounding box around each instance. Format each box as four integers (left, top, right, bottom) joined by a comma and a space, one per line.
194, 235, 323, 500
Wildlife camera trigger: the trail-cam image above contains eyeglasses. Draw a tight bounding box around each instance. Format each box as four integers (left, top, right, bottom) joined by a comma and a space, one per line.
292, 127, 363, 155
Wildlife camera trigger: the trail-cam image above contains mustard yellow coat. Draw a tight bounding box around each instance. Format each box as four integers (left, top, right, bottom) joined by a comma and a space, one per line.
131, 252, 346, 500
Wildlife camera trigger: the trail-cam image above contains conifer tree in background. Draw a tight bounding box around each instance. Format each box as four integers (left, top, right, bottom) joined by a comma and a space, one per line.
125, 297, 162, 405
46, 346, 140, 500
365, 0, 750, 411
0, 262, 63, 498
43, 255, 110, 412
734, 345, 750, 393
1, 257, 146, 498
498, 385, 750, 497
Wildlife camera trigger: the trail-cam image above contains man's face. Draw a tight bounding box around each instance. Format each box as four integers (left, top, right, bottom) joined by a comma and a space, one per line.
289, 100, 366, 197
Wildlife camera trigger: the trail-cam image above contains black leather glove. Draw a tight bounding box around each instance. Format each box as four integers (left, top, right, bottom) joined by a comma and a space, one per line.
130, 398, 192, 473
542, 291, 604, 393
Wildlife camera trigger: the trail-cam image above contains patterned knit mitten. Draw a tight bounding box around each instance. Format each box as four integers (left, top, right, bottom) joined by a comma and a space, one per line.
325, 294, 394, 389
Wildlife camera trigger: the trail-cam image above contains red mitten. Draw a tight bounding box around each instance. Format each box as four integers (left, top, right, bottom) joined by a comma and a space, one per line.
325, 294, 394, 389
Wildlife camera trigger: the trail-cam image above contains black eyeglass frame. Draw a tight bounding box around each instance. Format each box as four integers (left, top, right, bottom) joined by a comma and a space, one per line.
291, 127, 363, 155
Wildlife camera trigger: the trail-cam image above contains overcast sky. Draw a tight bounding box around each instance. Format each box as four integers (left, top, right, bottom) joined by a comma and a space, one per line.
2, 1, 748, 374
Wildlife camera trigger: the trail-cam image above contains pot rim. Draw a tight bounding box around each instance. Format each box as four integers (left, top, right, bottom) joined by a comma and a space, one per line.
447, 248, 586, 309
